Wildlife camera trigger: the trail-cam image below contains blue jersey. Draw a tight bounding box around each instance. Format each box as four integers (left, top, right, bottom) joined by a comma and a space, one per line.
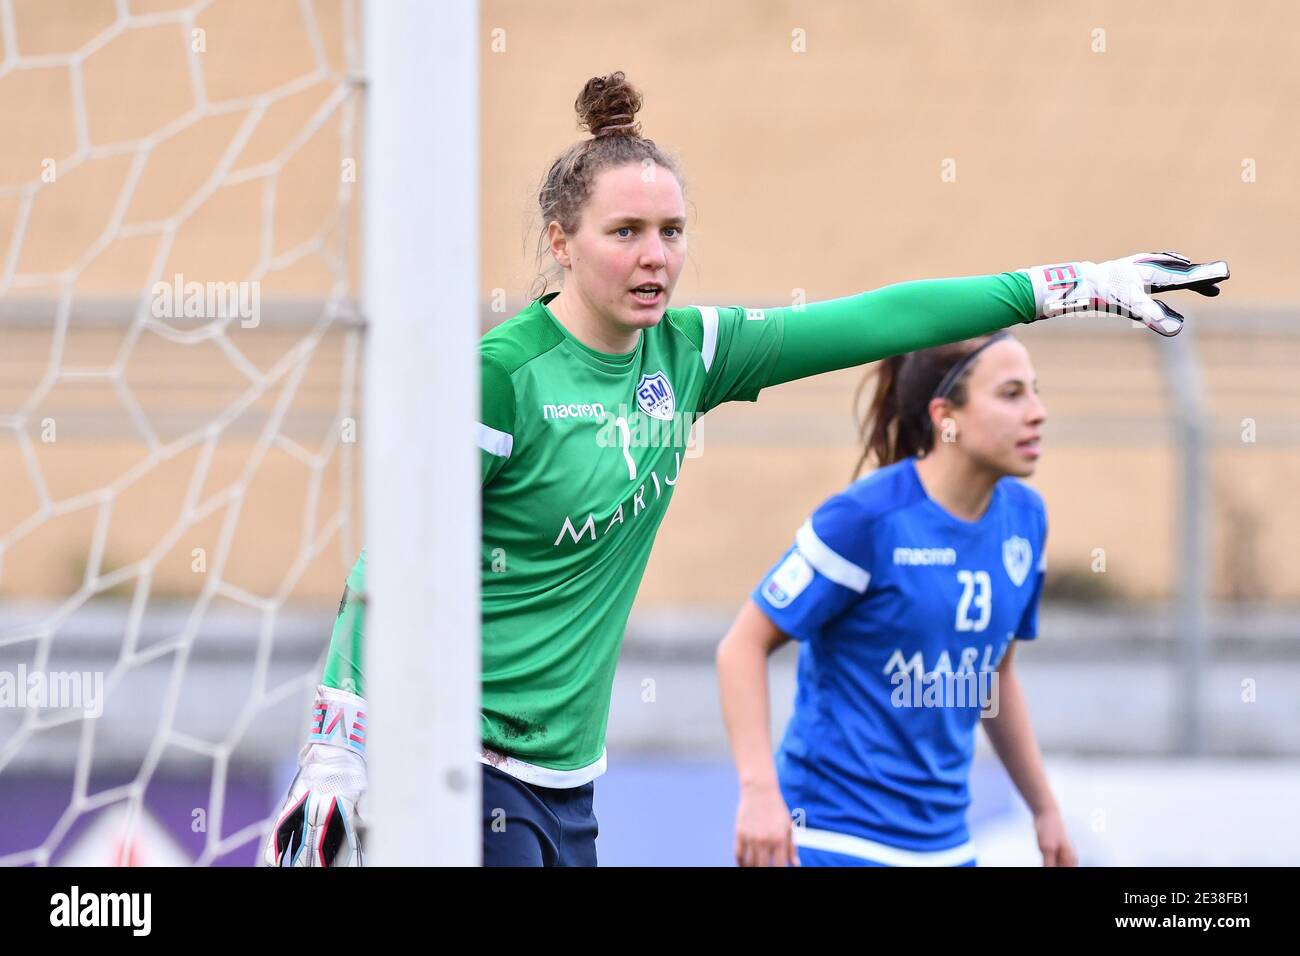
752, 456, 1047, 857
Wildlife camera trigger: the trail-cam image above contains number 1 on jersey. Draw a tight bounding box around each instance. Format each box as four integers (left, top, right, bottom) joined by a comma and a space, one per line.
614, 416, 637, 481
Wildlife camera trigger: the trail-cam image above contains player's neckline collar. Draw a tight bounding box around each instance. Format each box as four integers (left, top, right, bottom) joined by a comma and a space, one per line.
907, 457, 1001, 530
535, 292, 643, 373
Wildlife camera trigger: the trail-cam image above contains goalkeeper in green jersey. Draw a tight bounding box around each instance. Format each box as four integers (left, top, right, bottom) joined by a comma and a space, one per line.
264, 71, 1229, 867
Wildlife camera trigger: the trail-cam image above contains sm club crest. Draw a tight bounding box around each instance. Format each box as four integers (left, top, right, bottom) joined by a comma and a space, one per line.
635, 371, 676, 420
1003, 536, 1033, 587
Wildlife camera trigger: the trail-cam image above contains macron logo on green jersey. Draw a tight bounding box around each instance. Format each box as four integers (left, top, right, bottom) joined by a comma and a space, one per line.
542, 402, 607, 421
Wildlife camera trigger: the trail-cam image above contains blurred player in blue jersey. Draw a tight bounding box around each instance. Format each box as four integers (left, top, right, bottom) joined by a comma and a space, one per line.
717, 331, 1078, 867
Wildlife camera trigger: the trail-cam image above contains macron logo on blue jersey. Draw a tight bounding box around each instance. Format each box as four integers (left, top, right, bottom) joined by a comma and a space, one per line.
893, 547, 957, 566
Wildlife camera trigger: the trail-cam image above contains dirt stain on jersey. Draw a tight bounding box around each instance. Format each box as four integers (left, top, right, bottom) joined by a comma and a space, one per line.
498, 713, 547, 744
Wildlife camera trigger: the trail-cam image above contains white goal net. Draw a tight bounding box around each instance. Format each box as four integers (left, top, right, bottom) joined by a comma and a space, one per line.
0, 0, 365, 866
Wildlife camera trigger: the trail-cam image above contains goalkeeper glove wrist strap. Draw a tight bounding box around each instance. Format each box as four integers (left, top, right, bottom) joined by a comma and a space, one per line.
305, 684, 368, 759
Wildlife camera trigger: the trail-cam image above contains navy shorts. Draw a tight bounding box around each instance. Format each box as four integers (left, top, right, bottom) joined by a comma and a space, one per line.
481, 764, 598, 867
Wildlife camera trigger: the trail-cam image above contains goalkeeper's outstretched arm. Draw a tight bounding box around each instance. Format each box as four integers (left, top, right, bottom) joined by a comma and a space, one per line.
263, 550, 369, 867
759, 252, 1229, 389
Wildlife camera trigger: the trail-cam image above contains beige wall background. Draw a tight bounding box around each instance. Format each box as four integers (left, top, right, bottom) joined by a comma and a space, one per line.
1, 0, 1297, 606
483, 0, 1300, 603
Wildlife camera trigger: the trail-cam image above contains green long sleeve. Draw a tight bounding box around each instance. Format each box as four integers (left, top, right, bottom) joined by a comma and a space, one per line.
321, 549, 366, 697
763, 272, 1036, 388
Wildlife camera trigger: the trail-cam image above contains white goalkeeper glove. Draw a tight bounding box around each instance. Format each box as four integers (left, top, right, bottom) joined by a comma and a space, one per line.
263, 684, 368, 867
1020, 251, 1229, 336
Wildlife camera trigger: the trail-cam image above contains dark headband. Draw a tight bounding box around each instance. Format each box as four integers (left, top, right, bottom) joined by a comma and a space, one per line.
930, 331, 1012, 401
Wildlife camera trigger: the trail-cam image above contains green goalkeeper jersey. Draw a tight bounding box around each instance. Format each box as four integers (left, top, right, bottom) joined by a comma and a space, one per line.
324, 274, 1038, 786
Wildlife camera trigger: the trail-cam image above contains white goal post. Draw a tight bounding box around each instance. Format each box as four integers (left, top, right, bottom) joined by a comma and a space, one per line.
361, 0, 480, 866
